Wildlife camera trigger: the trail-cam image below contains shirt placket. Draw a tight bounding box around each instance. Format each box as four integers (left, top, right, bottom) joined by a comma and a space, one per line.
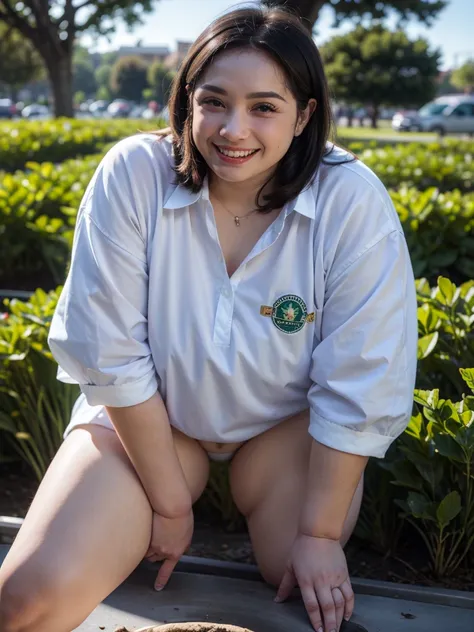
204, 200, 292, 347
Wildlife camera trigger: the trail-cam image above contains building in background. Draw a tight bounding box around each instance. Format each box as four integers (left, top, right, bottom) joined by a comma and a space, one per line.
164, 41, 192, 70
116, 45, 170, 65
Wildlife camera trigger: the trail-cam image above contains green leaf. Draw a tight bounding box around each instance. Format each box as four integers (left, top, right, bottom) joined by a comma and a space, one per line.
460, 368, 474, 392
384, 460, 424, 491
414, 389, 439, 409
406, 412, 423, 439
434, 434, 465, 463
436, 491, 461, 527
438, 277, 458, 306
407, 492, 436, 521
417, 332, 438, 359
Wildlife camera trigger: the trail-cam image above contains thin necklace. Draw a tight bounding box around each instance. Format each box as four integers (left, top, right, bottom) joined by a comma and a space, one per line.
212, 194, 259, 227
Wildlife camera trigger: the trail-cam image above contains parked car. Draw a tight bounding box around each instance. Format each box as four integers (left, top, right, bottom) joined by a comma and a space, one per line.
107, 99, 133, 118
21, 104, 50, 119
0, 98, 17, 119
392, 95, 474, 135
89, 100, 109, 117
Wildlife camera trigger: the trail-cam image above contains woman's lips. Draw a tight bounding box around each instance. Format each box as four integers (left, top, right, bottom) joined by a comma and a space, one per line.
213, 144, 260, 165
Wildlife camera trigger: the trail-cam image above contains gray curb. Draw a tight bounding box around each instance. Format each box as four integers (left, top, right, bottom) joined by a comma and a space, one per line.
2, 516, 473, 610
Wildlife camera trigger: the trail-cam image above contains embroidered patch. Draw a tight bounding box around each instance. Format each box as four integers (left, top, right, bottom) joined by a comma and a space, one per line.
260, 295, 313, 334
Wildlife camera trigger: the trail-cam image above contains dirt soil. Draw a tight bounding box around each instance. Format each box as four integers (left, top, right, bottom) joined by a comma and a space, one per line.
1, 461, 473, 592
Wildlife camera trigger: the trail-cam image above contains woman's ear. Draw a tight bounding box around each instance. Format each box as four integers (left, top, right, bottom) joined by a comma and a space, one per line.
295, 99, 317, 137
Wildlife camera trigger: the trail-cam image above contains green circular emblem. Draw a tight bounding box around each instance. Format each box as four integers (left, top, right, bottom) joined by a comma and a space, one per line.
272, 295, 308, 334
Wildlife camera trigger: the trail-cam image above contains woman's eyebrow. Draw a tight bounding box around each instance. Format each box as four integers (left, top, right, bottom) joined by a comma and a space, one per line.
199, 83, 287, 102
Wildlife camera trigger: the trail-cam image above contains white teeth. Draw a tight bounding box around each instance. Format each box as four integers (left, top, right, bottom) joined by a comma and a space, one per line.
216, 146, 257, 158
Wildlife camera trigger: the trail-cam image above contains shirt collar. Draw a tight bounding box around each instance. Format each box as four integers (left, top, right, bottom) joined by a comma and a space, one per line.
164, 176, 316, 220
163, 176, 210, 210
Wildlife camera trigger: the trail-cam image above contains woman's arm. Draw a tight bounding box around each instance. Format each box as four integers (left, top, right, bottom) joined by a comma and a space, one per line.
106, 392, 192, 519
299, 441, 367, 540
48, 137, 191, 520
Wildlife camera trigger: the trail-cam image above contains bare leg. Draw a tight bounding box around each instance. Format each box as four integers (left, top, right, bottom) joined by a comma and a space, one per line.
230, 412, 363, 585
0, 424, 209, 632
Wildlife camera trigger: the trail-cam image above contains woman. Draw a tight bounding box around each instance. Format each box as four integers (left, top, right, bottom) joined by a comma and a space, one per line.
0, 6, 418, 632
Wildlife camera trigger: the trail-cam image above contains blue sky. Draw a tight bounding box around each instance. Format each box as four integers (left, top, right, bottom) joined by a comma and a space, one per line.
82, 0, 472, 70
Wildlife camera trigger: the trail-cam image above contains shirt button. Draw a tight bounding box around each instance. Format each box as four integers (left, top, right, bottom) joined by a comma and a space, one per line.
223, 288, 231, 298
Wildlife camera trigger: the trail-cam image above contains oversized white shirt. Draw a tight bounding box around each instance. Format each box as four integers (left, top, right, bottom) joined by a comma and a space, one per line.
48, 134, 418, 458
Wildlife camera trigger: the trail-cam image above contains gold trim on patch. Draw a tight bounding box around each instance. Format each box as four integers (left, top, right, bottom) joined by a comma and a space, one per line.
306, 312, 315, 323
260, 305, 273, 317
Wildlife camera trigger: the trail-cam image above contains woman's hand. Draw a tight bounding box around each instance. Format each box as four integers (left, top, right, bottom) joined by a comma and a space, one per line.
144, 508, 194, 591
275, 534, 354, 632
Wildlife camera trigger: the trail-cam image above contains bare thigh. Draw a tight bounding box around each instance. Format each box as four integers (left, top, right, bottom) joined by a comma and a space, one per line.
0, 424, 209, 632
230, 412, 363, 586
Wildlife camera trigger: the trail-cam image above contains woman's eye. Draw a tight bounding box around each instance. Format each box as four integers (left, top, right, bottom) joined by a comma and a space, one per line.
202, 98, 223, 108
254, 103, 277, 113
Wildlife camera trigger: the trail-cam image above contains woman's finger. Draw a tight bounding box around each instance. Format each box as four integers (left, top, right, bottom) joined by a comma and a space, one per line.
315, 585, 337, 632
331, 587, 345, 631
299, 582, 323, 632
275, 567, 297, 603
338, 579, 355, 622
145, 554, 159, 563
154, 557, 179, 590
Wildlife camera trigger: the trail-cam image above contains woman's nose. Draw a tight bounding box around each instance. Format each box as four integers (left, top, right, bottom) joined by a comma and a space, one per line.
219, 110, 249, 140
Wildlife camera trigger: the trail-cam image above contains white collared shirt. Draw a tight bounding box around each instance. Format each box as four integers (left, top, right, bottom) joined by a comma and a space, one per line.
48, 134, 418, 458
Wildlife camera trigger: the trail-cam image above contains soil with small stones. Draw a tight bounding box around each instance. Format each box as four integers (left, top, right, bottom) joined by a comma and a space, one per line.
1, 461, 473, 592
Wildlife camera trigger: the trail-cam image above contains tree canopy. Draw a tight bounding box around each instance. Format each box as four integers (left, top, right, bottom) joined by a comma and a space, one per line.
147, 62, 174, 107
0, 0, 158, 116
263, 0, 447, 29
110, 56, 148, 102
451, 61, 474, 93
0, 23, 44, 98
322, 24, 441, 126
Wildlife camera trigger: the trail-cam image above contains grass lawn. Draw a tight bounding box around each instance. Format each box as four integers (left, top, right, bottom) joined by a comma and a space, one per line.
335, 120, 462, 143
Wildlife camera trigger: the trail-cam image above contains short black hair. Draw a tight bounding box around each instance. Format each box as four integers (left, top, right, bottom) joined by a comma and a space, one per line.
167, 5, 342, 213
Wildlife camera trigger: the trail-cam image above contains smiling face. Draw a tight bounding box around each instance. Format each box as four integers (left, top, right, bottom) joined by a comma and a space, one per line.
191, 48, 315, 192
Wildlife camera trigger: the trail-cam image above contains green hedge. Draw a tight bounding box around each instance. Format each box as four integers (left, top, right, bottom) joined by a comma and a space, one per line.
0, 119, 163, 172
393, 187, 474, 283
355, 141, 473, 192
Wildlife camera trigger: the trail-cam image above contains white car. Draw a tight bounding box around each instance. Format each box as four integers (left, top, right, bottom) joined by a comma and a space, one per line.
21, 104, 50, 119
392, 95, 474, 135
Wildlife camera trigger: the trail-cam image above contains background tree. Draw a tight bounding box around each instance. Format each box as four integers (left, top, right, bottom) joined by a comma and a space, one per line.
451, 61, 474, 94
322, 24, 440, 127
147, 62, 174, 108
95, 64, 113, 99
0, 0, 158, 118
0, 23, 44, 101
437, 70, 461, 96
262, 0, 447, 30
110, 56, 149, 102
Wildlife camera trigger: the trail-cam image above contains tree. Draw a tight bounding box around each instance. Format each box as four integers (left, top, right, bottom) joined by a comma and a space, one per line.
95, 64, 113, 98
0, 1, 157, 117
322, 24, 441, 127
262, 0, 447, 31
110, 56, 149, 102
147, 62, 174, 107
451, 61, 474, 94
0, 23, 44, 100
73, 61, 97, 97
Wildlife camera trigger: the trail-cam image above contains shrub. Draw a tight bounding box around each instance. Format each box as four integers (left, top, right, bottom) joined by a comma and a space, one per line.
392, 187, 474, 283
0, 288, 79, 479
416, 277, 474, 399
0, 119, 162, 171
356, 141, 473, 192
382, 371, 474, 578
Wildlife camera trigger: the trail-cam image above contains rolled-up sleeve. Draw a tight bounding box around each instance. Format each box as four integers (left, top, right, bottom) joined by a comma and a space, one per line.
48, 137, 158, 407
308, 228, 418, 458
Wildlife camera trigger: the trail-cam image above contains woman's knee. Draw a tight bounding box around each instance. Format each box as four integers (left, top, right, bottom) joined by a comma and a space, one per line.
0, 560, 63, 632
